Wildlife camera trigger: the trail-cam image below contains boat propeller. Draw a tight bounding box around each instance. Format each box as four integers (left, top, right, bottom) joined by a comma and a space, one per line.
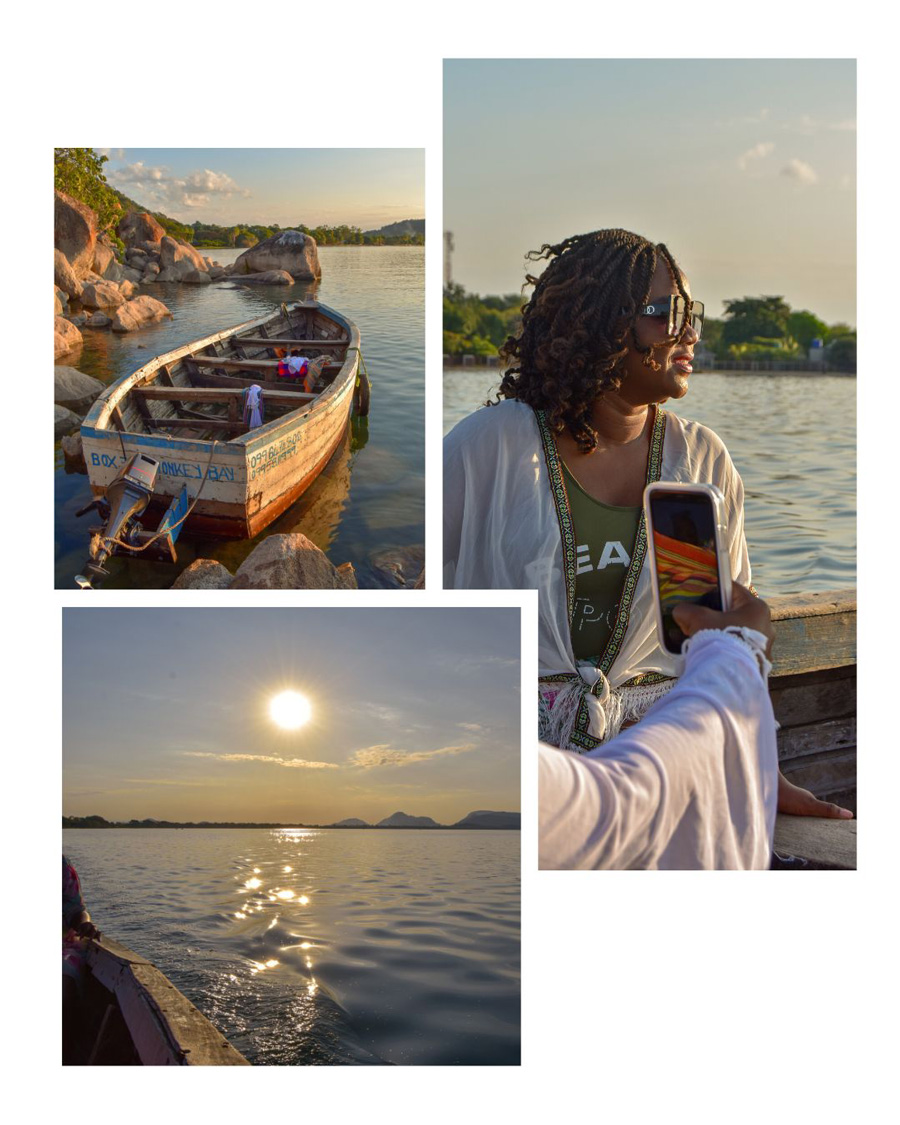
74, 454, 185, 589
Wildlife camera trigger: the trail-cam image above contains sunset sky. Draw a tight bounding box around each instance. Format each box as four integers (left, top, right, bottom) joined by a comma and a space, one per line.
63, 608, 519, 824
444, 59, 856, 325
97, 148, 424, 230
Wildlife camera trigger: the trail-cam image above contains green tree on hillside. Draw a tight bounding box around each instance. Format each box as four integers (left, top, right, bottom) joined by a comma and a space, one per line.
54, 147, 123, 241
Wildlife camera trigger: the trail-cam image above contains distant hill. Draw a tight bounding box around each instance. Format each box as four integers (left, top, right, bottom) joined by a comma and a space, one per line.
452, 810, 521, 829
363, 218, 425, 238
333, 817, 370, 827
376, 811, 439, 828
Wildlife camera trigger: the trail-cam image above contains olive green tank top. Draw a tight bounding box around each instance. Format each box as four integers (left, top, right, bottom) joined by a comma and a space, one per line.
563, 462, 642, 662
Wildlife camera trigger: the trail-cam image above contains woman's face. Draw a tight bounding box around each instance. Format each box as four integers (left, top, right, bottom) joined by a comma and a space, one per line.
616, 258, 699, 405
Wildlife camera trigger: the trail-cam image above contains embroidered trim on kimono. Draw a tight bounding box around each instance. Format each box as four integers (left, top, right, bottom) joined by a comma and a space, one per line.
535, 405, 669, 751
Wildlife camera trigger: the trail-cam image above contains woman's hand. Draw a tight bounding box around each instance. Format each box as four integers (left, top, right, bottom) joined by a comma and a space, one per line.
672, 582, 774, 657
674, 585, 854, 820
776, 772, 854, 819
76, 917, 101, 940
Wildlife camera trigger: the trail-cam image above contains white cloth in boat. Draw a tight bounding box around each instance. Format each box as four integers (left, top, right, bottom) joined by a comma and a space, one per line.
243, 384, 264, 429
286, 354, 309, 375
538, 628, 778, 870
443, 399, 751, 747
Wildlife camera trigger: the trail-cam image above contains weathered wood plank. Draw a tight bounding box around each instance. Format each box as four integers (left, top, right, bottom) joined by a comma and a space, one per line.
141, 418, 249, 433
133, 386, 315, 404
769, 664, 856, 727
777, 716, 856, 761
768, 589, 856, 619
779, 746, 856, 794
235, 336, 349, 348
193, 357, 291, 371
765, 598, 859, 675
773, 814, 856, 869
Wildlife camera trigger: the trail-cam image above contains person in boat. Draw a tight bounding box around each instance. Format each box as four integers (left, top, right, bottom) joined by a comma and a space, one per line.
540, 583, 778, 869
63, 855, 101, 1054
444, 227, 851, 821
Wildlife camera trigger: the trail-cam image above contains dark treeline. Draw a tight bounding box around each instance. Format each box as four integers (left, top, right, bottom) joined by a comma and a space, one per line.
63, 816, 517, 830
444, 285, 856, 372
188, 221, 424, 249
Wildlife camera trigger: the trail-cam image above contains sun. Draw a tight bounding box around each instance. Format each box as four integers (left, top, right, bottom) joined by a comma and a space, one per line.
269, 690, 312, 730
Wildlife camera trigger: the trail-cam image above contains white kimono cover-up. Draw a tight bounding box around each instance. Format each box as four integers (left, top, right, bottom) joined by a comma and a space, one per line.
538, 629, 778, 870
444, 400, 751, 748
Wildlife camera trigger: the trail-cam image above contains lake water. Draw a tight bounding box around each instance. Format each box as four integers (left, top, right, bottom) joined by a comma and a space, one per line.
444, 368, 856, 597
62, 827, 520, 1066
55, 247, 424, 589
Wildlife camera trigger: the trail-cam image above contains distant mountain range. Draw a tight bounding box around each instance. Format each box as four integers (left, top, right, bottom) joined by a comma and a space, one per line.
362, 218, 425, 238
330, 810, 520, 830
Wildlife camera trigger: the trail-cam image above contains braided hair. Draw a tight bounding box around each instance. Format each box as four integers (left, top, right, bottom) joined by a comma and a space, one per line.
494, 229, 689, 453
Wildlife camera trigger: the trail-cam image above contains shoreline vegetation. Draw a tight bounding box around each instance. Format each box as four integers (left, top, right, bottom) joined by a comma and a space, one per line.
443, 283, 856, 374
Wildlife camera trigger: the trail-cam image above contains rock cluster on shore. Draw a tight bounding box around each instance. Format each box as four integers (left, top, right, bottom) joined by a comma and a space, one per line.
172, 534, 358, 590
54, 190, 323, 364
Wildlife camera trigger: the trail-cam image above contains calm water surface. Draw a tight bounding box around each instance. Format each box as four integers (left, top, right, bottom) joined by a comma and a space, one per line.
62, 828, 520, 1066
444, 368, 856, 596
55, 247, 424, 589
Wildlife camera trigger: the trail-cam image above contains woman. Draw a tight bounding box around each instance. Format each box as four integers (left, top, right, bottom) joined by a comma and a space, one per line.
444, 228, 849, 819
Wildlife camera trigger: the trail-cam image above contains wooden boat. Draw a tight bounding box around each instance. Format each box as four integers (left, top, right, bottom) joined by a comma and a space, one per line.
768, 588, 856, 869
65, 935, 249, 1065
80, 300, 367, 539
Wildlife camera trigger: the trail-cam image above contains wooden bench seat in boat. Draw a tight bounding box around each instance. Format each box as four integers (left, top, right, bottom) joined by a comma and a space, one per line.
232, 336, 349, 348
768, 588, 857, 869
132, 387, 316, 404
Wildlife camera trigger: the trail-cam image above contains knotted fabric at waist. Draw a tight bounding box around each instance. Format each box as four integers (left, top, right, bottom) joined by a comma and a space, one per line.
538, 665, 676, 752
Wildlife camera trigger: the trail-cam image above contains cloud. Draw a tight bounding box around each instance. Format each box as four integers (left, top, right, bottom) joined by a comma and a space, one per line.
780, 158, 818, 186
736, 142, 775, 172
347, 743, 476, 769
780, 114, 856, 135
107, 163, 251, 212
183, 752, 338, 770
123, 778, 212, 788
111, 161, 167, 184
458, 722, 484, 731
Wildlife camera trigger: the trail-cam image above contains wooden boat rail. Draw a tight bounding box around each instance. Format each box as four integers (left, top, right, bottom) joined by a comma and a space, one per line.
768, 587, 856, 868
84, 935, 249, 1065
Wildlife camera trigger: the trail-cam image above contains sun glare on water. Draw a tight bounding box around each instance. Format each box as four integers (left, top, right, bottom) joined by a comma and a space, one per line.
269, 690, 312, 730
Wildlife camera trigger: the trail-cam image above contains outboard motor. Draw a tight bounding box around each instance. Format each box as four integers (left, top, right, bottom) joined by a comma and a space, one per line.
74, 454, 160, 589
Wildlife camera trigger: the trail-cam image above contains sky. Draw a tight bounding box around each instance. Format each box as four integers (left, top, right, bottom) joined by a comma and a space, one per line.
62, 608, 520, 825
444, 59, 856, 325
97, 148, 424, 230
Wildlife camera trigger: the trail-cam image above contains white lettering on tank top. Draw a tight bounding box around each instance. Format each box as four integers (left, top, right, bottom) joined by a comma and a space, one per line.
576, 541, 631, 574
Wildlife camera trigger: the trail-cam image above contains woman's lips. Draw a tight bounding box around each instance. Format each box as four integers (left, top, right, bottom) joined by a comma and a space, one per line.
672, 355, 693, 374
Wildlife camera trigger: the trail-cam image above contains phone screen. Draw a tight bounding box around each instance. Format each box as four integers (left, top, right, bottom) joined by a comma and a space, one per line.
649, 490, 723, 653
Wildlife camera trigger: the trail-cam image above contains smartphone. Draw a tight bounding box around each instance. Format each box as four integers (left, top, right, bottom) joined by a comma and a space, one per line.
643, 482, 733, 655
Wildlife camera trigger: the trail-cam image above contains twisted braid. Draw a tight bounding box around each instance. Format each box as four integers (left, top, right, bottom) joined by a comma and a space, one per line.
493, 229, 689, 452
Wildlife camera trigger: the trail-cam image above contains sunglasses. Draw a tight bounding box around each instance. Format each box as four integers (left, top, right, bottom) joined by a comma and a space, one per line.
639, 295, 705, 340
